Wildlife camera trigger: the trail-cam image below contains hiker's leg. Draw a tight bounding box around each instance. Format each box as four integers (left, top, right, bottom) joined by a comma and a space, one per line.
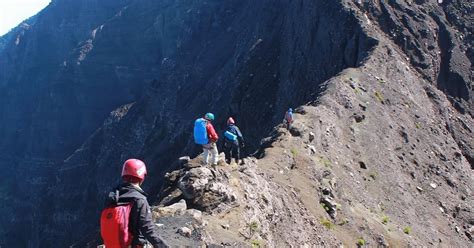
210, 143, 219, 165
224, 143, 231, 164
233, 143, 240, 163
202, 145, 210, 165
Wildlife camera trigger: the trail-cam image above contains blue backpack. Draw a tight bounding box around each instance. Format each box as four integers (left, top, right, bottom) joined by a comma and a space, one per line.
224, 130, 238, 142
194, 118, 208, 145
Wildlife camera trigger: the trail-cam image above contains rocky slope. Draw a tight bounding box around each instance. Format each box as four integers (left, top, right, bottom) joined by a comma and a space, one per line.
0, 0, 471, 247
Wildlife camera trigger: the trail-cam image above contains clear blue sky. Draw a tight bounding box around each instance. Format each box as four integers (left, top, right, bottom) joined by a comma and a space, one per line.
0, 0, 51, 36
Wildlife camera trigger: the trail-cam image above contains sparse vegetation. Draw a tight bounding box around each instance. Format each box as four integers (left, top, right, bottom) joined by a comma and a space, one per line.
354, 88, 361, 94
321, 203, 330, 212
251, 239, 263, 248
319, 156, 331, 168
248, 221, 259, 236
356, 238, 366, 246
320, 218, 334, 229
375, 91, 384, 102
382, 215, 390, 225
369, 172, 377, 180
290, 148, 298, 157
415, 122, 421, 129
378, 78, 385, 84
338, 218, 349, 226
403, 226, 412, 234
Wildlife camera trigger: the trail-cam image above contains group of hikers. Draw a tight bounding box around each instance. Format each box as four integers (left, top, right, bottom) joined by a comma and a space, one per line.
100, 108, 294, 248
193, 113, 245, 166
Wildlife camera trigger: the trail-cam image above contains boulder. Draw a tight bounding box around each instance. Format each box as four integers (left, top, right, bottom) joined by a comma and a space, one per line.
153, 199, 187, 218
177, 167, 236, 211
177, 226, 192, 237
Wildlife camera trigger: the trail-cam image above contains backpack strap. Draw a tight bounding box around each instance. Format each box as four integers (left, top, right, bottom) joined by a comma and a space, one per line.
115, 190, 120, 204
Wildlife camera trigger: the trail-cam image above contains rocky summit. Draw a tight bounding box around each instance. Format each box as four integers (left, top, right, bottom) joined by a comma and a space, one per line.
0, 0, 472, 247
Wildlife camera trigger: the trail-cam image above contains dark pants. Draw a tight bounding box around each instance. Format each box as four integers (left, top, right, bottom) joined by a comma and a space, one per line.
224, 142, 240, 163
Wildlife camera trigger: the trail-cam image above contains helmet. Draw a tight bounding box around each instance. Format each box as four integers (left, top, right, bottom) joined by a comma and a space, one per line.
121, 159, 147, 181
204, 113, 215, 121
227, 117, 235, 125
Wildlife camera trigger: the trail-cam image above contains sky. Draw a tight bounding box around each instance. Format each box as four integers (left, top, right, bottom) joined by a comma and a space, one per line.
0, 0, 51, 36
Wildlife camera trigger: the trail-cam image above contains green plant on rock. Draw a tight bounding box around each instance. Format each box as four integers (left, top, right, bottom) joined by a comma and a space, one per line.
415, 122, 421, 129
382, 215, 390, 225
374, 91, 384, 102
403, 226, 412, 234
320, 218, 334, 229
321, 203, 330, 212
369, 172, 377, 180
356, 238, 366, 246
248, 221, 259, 236
251, 239, 263, 248
354, 88, 361, 95
338, 218, 349, 226
319, 156, 331, 168
290, 148, 298, 157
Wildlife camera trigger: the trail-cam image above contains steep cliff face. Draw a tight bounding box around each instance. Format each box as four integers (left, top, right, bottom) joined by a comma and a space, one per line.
0, 0, 471, 247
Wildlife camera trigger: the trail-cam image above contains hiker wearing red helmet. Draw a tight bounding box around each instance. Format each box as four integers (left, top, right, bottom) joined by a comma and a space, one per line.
101, 159, 168, 248
223, 117, 245, 165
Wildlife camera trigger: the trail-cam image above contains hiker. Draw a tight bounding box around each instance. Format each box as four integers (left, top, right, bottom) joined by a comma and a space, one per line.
223, 117, 245, 165
284, 108, 294, 129
194, 113, 219, 166
101, 159, 169, 248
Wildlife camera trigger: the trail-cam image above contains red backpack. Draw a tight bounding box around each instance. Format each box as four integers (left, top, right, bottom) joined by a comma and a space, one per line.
100, 190, 134, 248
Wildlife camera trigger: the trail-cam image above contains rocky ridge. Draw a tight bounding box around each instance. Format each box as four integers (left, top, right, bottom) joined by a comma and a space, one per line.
144, 34, 472, 246
0, 0, 471, 247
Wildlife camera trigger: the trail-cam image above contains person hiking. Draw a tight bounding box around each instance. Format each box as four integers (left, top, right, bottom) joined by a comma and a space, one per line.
101, 159, 169, 248
194, 113, 219, 166
223, 117, 245, 165
284, 108, 294, 129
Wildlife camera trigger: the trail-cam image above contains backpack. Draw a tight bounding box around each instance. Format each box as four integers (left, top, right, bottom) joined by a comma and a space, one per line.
194, 118, 209, 145
100, 191, 134, 248
285, 111, 293, 123
224, 130, 238, 142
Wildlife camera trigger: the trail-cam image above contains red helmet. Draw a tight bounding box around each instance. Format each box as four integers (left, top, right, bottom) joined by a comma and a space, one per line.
227, 117, 235, 125
121, 159, 147, 181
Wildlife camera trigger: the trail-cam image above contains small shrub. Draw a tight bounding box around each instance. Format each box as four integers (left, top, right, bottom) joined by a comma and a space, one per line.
338, 218, 349, 226
354, 88, 361, 94
251, 239, 263, 248
382, 216, 390, 225
403, 226, 412, 234
290, 148, 298, 157
369, 172, 377, 180
415, 122, 421, 129
356, 238, 366, 246
248, 221, 259, 235
375, 91, 384, 102
320, 218, 334, 229
378, 78, 385, 84
320, 203, 330, 212
319, 156, 331, 168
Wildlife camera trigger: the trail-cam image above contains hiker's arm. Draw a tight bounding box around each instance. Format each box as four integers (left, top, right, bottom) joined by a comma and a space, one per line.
207, 124, 219, 142
137, 200, 169, 247
235, 127, 244, 145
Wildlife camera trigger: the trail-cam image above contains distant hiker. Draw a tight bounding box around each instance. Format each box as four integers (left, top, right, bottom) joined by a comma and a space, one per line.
284, 108, 294, 129
223, 117, 245, 165
194, 113, 219, 166
101, 159, 169, 248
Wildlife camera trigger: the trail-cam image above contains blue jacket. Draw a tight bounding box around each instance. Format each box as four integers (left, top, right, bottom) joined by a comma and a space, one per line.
225, 124, 244, 146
